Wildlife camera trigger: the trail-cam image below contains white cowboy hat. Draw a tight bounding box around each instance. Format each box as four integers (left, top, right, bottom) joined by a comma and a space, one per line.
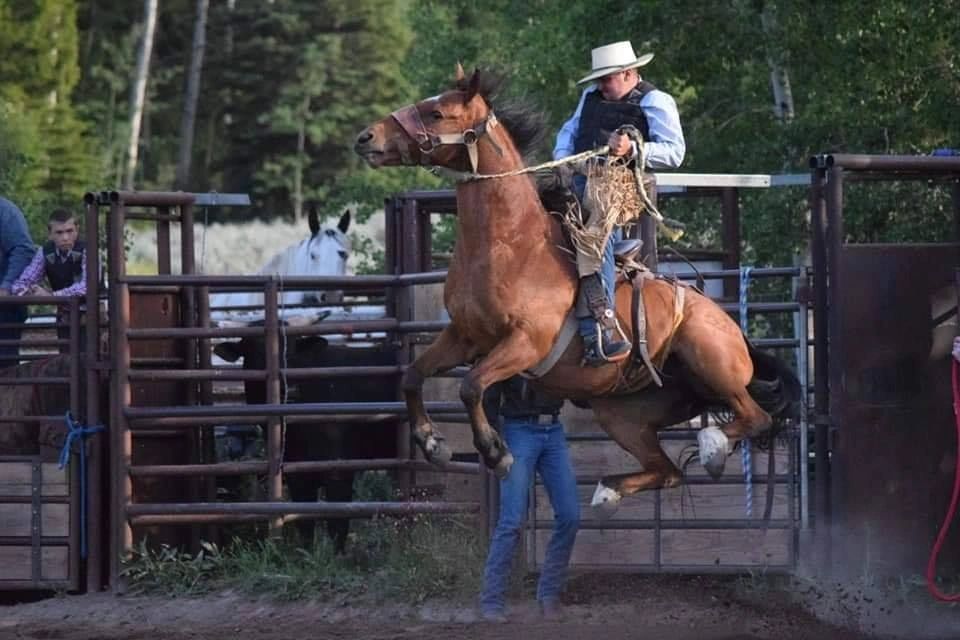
577, 41, 654, 84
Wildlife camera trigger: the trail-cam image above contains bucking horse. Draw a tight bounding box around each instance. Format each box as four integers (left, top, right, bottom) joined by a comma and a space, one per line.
353, 66, 799, 516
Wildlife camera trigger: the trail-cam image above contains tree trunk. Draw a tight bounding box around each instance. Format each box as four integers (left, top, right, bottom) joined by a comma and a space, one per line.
760, 3, 795, 123
292, 94, 310, 220
123, 0, 159, 190
174, 0, 209, 191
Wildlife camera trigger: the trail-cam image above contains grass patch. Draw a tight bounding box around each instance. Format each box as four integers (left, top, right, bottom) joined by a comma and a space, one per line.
121, 513, 486, 603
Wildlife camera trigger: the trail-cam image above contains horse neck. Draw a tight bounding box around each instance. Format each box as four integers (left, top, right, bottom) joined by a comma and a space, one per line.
455, 126, 546, 237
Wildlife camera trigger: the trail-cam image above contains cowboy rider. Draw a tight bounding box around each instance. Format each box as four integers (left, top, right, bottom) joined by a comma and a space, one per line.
554, 40, 685, 366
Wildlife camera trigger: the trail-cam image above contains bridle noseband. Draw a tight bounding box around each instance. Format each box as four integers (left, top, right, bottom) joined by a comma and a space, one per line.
390, 103, 501, 172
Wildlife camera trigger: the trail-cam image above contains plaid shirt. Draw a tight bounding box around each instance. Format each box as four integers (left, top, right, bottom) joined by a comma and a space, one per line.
11, 246, 87, 297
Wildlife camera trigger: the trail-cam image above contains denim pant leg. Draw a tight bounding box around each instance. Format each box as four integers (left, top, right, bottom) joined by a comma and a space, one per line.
480, 423, 542, 613
578, 226, 623, 338
535, 424, 580, 603
602, 227, 622, 303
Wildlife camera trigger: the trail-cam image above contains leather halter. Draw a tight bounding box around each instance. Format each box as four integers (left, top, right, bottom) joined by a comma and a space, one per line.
390, 103, 500, 173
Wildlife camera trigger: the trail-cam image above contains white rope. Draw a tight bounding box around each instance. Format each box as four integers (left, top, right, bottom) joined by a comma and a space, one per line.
428, 145, 610, 182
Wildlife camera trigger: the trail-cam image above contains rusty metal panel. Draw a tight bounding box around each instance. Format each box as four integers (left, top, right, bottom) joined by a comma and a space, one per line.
831, 244, 960, 574
128, 291, 195, 549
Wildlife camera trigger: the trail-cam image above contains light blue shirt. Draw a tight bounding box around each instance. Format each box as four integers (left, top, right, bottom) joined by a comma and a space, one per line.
553, 84, 686, 170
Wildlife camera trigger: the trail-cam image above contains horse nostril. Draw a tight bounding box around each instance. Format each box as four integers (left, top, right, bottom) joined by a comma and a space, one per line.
356, 129, 373, 145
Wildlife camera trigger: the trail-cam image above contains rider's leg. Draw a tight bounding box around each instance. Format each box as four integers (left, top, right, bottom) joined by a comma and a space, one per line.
577, 227, 630, 366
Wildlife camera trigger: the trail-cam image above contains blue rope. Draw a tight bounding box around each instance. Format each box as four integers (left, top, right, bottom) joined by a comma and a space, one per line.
59, 411, 105, 559
739, 267, 754, 519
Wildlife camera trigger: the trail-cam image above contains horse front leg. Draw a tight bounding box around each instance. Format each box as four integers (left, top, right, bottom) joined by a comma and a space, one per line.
460, 332, 543, 478
403, 327, 471, 465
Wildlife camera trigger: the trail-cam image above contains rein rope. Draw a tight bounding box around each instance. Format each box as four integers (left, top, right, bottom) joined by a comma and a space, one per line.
739, 266, 754, 519
427, 127, 681, 241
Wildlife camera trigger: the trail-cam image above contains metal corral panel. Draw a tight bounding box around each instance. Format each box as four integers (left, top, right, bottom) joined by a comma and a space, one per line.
831, 244, 959, 575
0, 456, 79, 590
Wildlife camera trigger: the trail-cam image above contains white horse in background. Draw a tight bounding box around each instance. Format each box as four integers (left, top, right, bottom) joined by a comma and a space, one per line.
209, 207, 351, 323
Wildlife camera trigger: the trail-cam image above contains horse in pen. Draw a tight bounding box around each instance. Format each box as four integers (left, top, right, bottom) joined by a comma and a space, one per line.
354, 66, 800, 515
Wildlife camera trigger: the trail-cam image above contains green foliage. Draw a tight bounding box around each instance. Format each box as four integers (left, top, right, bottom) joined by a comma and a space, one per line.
122, 515, 485, 602
2, 0, 956, 261
0, 0, 98, 236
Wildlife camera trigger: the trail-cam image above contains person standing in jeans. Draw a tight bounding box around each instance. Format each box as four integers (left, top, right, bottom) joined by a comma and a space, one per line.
0, 196, 36, 368
479, 376, 580, 622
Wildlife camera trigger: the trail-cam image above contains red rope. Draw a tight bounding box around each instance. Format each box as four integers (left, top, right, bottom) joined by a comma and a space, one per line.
926, 359, 960, 601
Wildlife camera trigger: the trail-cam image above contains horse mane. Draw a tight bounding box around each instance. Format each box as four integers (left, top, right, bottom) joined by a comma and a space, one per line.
454, 69, 546, 160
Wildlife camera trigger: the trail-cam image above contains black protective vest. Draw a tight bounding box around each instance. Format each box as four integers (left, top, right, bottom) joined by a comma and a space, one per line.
573, 81, 656, 153
483, 376, 564, 423
42, 240, 84, 291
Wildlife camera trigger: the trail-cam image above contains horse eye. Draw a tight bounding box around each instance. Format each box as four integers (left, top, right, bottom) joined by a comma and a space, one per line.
431, 110, 444, 120
338, 250, 348, 260
311, 253, 319, 260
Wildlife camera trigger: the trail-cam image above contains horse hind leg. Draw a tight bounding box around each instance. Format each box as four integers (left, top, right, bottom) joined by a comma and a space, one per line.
697, 390, 771, 479
588, 395, 687, 519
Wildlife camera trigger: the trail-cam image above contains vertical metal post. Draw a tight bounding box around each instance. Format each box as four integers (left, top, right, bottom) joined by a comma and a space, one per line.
721, 187, 742, 299
264, 281, 283, 536
197, 284, 217, 542
179, 202, 202, 548
156, 206, 171, 275
82, 196, 103, 592
67, 297, 81, 589
809, 167, 830, 537
395, 198, 421, 500
68, 298, 81, 431
109, 199, 133, 592
797, 272, 810, 529
822, 166, 844, 567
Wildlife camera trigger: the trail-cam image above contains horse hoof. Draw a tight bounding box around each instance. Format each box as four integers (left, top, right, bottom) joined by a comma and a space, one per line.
590, 482, 622, 519
492, 452, 514, 479
698, 426, 730, 480
424, 436, 453, 466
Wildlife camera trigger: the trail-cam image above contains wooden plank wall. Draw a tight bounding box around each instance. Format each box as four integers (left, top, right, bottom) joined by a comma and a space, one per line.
0, 459, 74, 585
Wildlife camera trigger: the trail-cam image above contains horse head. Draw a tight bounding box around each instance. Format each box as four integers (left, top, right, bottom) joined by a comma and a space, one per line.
299, 206, 351, 304
354, 65, 511, 173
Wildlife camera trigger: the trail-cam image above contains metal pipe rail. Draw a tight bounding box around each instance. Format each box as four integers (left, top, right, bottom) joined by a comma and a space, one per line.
124, 271, 448, 288
127, 413, 454, 428
541, 519, 794, 530
128, 458, 479, 477
127, 500, 480, 527
128, 366, 404, 382
124, 400, 464, 421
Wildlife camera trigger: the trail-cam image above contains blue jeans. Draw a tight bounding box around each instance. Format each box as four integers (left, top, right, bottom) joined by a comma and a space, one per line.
480, 419, 580, 613
573, 174, 622, 338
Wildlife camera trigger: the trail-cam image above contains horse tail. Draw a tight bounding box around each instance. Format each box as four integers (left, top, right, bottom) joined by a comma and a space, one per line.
745, 341, 803, 435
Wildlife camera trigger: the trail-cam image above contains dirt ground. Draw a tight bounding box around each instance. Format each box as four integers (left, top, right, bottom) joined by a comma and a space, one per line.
3, 574, 940, 640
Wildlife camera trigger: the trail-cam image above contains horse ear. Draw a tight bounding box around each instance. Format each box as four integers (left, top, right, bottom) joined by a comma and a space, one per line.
464, 68, 481, 103
308, 204, 320, 236
337, 209, 351, 233
454, 62, 465, 82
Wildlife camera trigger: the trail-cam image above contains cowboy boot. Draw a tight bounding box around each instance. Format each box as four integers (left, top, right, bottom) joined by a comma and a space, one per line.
578, 274, 631, 366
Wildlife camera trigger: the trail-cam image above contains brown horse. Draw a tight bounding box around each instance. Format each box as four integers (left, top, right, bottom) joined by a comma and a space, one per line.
354, 67, 799, 515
